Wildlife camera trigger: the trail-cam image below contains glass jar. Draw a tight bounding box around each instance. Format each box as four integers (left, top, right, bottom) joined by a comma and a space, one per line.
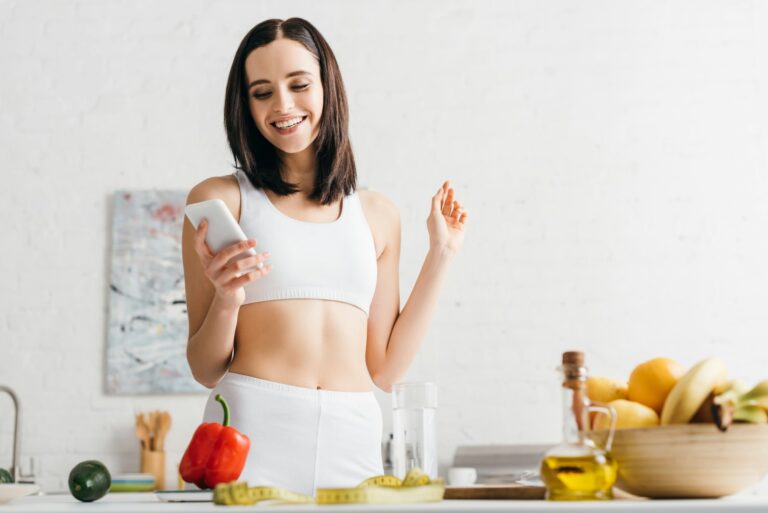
391, 382, 438, 479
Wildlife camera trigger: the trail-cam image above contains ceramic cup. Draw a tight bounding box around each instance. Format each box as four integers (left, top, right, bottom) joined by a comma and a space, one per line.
448, 467, 478, 486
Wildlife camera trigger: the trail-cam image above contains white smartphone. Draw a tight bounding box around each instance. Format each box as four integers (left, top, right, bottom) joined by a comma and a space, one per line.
185, 199, 260, 272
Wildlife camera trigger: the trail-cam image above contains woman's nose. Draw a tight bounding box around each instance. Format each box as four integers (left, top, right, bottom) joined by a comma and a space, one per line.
272, 89, 295, 113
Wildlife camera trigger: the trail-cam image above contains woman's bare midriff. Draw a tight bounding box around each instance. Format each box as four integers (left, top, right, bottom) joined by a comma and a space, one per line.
227, 298, 375, 392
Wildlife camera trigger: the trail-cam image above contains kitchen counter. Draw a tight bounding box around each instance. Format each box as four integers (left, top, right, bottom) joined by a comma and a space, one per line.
5, 493, 768, 512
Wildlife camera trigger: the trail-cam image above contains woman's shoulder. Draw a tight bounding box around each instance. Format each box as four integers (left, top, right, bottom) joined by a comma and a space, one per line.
357, 189, 399, 219
186, 173, 240, 217
187, 174, 238, 201
357, 189, 400, 243
357, 189, 400, 255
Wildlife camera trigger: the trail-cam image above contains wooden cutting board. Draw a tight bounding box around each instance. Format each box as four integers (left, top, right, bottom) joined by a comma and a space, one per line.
444, 484, 546, 500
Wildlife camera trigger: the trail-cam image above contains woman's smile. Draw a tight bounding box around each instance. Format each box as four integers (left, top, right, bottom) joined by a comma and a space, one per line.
271, 115, 308, 136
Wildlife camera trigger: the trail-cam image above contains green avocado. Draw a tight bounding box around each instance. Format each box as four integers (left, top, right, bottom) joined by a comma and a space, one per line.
68, 460, 111, 502
0, 468, 13, 483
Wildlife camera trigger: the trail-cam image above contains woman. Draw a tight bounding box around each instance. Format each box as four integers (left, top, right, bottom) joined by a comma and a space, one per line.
182, 17, 468, 496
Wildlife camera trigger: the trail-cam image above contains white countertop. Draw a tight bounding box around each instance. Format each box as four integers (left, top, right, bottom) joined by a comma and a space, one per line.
5, 493, 768, 512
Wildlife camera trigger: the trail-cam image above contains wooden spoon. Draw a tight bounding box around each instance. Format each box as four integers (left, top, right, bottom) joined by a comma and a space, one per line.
134, 413, 149, 451
164, 411, 172, 448
142, 412, 152, 450
152, 411, 162, 451
149, 411, 159, 451
155, 411, 172, 451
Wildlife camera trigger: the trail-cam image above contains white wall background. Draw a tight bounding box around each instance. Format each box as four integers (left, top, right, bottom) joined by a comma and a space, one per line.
2, 0, 768, 493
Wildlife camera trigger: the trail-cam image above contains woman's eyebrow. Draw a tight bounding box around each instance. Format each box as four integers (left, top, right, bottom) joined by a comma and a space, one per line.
248, 70, 312, 89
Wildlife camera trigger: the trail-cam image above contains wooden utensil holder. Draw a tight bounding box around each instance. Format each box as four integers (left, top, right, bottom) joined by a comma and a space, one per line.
140, 449, 165, 490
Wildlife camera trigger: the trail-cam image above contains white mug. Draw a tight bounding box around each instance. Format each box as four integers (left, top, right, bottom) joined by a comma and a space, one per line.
448, 467, 477, 486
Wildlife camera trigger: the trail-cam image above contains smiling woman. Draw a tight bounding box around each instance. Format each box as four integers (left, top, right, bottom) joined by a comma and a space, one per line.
243, 43, 325, 168
181, 17, 468, 496
223, 19, 353, 203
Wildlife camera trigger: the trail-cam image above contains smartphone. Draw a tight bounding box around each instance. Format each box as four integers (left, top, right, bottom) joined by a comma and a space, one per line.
185, 199, 259, 273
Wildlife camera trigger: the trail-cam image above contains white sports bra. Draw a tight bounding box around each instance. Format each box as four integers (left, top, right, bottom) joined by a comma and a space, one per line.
235, 171, 378, 316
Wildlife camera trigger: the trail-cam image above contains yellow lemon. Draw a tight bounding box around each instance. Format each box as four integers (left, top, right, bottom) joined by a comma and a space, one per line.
594, 399, 659, 430
587, 376, 629, 403
628, 357, 687, 414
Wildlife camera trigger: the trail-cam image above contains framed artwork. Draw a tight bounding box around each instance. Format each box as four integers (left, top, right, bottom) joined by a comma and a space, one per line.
107, 190, 204, 394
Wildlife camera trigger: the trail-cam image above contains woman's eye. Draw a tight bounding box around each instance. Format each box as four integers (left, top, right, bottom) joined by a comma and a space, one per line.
252, 84, 309, 100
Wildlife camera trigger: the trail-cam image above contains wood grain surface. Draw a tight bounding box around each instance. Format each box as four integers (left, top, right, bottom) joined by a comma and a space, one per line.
444, 484, 546, 500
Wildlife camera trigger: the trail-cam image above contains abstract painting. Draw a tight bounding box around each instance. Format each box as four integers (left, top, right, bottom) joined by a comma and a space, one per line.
107, 190, 204, 394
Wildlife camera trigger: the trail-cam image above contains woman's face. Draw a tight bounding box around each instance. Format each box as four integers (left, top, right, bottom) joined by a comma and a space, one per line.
245, 38, 324, 155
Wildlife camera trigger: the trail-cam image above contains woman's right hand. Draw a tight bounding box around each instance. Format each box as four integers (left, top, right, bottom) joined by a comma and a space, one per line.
193, 218, 271, 309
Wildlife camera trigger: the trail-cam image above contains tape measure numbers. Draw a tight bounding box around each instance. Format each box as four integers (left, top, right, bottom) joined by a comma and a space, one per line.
214, 467, 445, 506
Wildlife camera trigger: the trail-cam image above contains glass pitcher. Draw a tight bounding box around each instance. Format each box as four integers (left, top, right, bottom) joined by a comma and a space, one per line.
539, 351, 618, 501
391, 382, 438, 479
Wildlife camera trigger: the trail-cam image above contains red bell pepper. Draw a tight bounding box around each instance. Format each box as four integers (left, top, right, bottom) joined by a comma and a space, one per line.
180, 394, 250, 489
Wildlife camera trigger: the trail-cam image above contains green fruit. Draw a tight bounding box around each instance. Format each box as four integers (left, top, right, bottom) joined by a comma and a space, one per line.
68, 460, 111, 502
0, 468, 13, 483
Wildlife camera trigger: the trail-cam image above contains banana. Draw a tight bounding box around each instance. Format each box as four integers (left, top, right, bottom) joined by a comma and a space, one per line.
693, 379, 749, 423
660, 357, 728, 425
712, 378, 768, 431
713, 379, 749, 397
733, 405, 768, 424
740, 379, 768, 409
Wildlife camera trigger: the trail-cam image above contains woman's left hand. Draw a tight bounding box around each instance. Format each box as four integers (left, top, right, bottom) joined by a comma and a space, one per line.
427, 180, 468, 254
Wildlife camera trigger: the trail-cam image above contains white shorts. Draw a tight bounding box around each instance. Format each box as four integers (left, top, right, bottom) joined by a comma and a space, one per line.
202, 372, 384, 496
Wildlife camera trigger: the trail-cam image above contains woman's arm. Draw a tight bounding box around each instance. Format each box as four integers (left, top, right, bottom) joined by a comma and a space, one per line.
371, 246, 455, 392
182, 176, 270, 388
366, 181, 468, 392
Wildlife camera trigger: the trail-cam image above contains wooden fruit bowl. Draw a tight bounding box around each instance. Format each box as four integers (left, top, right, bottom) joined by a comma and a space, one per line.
609, 424, 768, 498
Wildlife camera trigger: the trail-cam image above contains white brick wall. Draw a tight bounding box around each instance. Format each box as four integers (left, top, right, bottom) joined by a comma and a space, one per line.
2, 0, 768, 494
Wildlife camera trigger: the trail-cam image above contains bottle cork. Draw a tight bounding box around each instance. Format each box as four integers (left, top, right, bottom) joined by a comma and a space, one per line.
562, 351, 584, 366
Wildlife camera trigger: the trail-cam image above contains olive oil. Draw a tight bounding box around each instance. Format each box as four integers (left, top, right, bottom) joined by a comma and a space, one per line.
540, 351, 619, 501
540, 453, 617, 501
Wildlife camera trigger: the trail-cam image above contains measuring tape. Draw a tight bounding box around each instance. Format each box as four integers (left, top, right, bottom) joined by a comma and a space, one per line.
213, 468, 445, 506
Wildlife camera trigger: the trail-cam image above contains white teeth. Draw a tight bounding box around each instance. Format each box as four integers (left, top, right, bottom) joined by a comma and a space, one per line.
274, 116, 304, 129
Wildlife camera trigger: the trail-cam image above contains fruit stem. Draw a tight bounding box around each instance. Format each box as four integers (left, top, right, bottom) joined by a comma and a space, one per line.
215, 394, 230, 427
711, 402, 733, 432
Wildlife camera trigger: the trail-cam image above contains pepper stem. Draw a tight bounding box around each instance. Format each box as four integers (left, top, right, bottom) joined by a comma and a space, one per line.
215, 394, 230, 427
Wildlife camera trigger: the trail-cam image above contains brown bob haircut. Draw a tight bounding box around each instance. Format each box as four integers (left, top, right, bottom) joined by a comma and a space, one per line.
224, 18, 356, 205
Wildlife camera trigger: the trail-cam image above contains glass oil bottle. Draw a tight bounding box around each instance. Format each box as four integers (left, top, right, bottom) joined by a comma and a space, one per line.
539, 351, 618, 501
